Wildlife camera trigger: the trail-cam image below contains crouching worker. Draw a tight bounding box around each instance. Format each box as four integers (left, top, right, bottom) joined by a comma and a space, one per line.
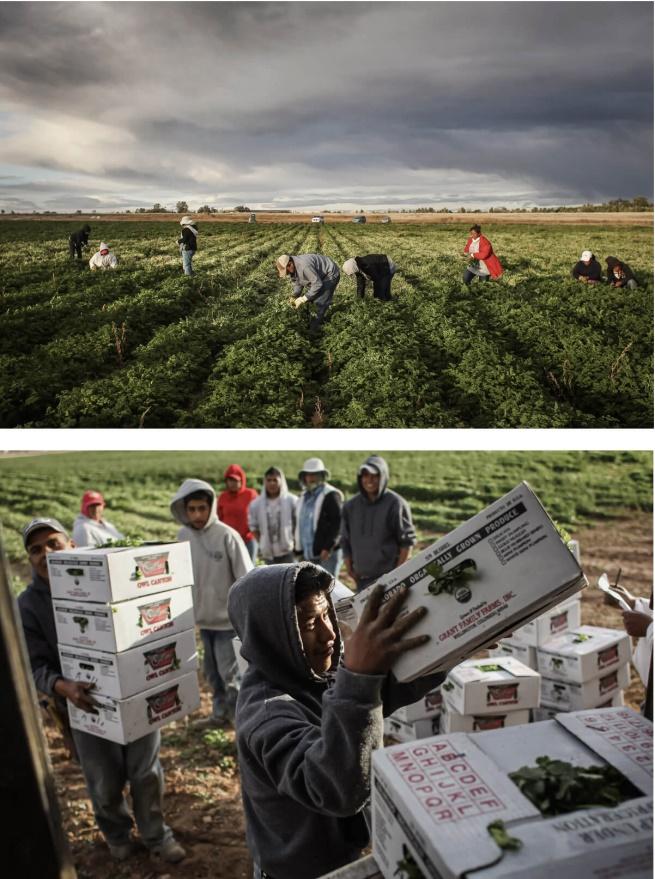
571, 250, 602, 283
229, 562, 444, 879
342, 255, 397, 301
17, 518, 185, 864
89, 241, 118, 270
463, 224, 503, 285
276, 253, 340, 332
606, 256, 638, 290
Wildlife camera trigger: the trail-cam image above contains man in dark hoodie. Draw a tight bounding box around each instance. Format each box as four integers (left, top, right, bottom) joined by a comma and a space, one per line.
228, 562, 444, 879
605, 256, 638, 289
69, 223, 91, 259
571, 250, 603, 283
341, 456, 416, 593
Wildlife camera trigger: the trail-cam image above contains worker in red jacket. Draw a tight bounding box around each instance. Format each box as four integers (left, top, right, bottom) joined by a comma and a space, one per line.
462, 224, 503, 284
217, 464, 259, 561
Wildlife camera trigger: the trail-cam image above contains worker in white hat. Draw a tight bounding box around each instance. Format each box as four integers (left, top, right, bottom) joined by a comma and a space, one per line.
178, 215, 198, 275
294, 457, 344, 577
571, 249, 603, 283
276, 253, 340, 332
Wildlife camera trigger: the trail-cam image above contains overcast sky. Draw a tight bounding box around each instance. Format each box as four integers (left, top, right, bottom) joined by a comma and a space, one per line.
0, 1, 652, 212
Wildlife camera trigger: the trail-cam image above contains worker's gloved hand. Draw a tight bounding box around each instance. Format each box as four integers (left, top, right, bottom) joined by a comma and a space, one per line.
293, 295, 308, 309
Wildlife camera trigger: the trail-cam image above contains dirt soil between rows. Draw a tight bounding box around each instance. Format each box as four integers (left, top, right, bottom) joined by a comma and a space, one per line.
46, 513, 652, 879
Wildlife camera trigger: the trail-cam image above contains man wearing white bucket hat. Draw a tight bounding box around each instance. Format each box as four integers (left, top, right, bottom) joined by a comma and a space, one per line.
276, 253, 340, 332
342, 254, 397, 301
571, 249, 603, 283
177, 215, 198, 275
295, 457, 344, 577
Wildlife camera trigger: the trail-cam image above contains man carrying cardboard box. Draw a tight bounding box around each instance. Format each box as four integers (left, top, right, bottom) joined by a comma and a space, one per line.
17, 518, 185, 864
228, 561, 446, 879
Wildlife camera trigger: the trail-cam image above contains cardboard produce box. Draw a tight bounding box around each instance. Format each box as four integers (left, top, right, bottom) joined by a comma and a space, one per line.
351, 483, 585, 681
492, 639, 537, 669
541, 664, 630, 712
58, 627, 198, 699
318, 855, 382, 879
536, 626, 632, 684
384, 714, 440, 744
533, 691, 624, 723
442, 657, 541, 715
441, 705, 531, 733
509, 597, 581, 648
372, 707, 652, 879
53, 586, 194, 653
67, 670, 201, 744
392, 686, 443, 724
47, 542, 193, 604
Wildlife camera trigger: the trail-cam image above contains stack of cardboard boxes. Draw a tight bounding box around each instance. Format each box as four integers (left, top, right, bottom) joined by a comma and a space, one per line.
47, 542, 200, 744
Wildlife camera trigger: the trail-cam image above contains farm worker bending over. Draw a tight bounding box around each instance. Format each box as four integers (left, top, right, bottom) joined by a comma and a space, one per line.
341, 455, 416, 593
171, 479, 253, 728
606, 256, 638, 289
17, 518, 186, 864
218, 464, 259, 562
72, 489, 125, 547
463, 224, 503, 284
89, 241, 118, 270
248, 466, 298, 564
177, 215, 198, 275
68, 223, 91, 259
228, 562, 445, 879
295, 457, 343, 578
571, 250, 603, 283
342, 254, 397, 301
276, 253, 340, 332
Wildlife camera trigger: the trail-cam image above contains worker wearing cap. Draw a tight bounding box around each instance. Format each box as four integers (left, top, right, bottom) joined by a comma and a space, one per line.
17, 518, 186, 864
571, 250, 603, 283
276, 253, 340, 332
89, 242, 118, 270
294, 457, 344, 577
340, 456, 416, 593
72, 490, 125, 548
178, 215, 198, 275
342, 255, 397, 301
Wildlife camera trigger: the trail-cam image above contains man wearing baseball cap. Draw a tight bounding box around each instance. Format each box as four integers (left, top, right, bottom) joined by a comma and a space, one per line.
72, 490, 125, 548
294, 458, 344, 577
17, 518, 185, 864
276, 253, 340, 332
571, 249, 603, 283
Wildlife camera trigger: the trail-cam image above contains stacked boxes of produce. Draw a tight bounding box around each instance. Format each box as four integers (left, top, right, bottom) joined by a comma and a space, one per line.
371, 707, 653, 879
48, 542, 200, 743
384, 686, 443, 744
440, 657, 540, 733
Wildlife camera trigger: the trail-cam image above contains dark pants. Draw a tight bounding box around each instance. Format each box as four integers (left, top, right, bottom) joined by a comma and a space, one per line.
69, 238, 83, 259
358, 275, 393, 301
463, 269, 490, 285
309, 275, 340, 330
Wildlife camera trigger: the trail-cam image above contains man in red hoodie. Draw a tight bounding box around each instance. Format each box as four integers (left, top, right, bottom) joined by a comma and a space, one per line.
462, 224, 503, 285
217, 464, 259, 561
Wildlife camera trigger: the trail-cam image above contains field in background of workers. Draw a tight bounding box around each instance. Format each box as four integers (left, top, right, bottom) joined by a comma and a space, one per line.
0, 219, 652, 428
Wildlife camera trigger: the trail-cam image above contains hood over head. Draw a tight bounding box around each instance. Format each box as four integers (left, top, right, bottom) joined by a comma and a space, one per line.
98, 242, 110, 254
228, 562, 341, 695
357, 455, 389, 500
170, 478, 218, 529
262, 467, 289, 497
605, 256, 620, 268
83, 224, 91, 233
223, 464, 249, 492
81, 490, 104, 516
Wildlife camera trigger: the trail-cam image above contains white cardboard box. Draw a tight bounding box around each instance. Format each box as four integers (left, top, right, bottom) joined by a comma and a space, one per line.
442, 657, 541, 715
384, 714, 440, 744
67, 670, 201, 744
492, 639, 537, 669
351, 483, 585, 681
441, 705, 531, 733
52, 586, 195, 653
372, 707, 652, 879
509, 597, 582, 648
392, 687, 443, 724
47, 542, 193, 604
541, 663, 631, 712
533, 691, 624, 723
536, 626, 632, 683
58, 627, 198, 699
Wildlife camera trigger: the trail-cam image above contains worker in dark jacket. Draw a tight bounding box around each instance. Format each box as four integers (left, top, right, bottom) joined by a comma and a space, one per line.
295, 457, 343, 577
606, 256, 638, 289
571, 250, 603, 283
177, 215, 198, 275
229, 562, 444, 879
342, 255, 397, 301
69, 224, 91, 259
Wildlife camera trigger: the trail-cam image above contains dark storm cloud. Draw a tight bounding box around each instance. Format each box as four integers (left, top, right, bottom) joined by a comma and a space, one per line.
0, 2, 651, 210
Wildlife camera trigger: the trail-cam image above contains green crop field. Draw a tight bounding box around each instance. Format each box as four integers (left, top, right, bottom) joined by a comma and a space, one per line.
1, 450, 651, 581
0, 220, 652, 428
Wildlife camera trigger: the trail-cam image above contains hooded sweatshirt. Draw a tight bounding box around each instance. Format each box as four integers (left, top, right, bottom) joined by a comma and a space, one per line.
218, 465, 258, 544
72, 498, 124, 548
340, 456, 416, 582
571, 257, 602, 281
228, 562, 444, 879
18, 573, 65, 705
605, 256, 636, 287
89, 243, 118, 270
289, 254, 340, 300
171, 478, 253, 630
248, 470, 297, 561
178, 224, 198, 252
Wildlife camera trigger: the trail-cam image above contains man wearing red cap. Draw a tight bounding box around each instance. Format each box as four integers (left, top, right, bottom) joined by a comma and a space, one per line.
217, 465, 259, 562
72, 490, 125, 548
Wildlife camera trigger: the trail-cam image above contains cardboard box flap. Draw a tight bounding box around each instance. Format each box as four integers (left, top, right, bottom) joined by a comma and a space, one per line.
449, 657, 540, 684
555, 708, 652, 795
537, 626, 630, 658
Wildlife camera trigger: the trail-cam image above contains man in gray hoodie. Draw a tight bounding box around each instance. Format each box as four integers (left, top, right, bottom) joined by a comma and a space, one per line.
170, 478, 252, 728
276, 253, 340, 332
228, 562, 443, 879
341, 456, 416, 593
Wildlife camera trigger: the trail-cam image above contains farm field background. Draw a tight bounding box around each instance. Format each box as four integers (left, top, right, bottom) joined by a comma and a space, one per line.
0, 219, 652, 428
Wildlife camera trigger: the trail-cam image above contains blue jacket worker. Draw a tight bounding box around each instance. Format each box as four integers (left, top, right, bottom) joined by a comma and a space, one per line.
17, 517, 186, 864
277, 253, 340, 332
228, 561, 444, 879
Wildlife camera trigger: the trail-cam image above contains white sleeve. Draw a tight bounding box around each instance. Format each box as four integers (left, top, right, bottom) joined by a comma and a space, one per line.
634, 597, 653, 617
632, 624, 653, 687
71, 522, 93, 547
